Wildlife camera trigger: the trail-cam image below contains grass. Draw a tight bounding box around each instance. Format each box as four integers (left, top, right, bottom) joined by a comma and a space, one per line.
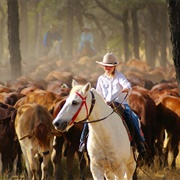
1, 151, 180, 179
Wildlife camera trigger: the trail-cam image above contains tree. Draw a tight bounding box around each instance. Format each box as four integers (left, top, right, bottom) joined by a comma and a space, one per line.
95, 0, 130, 61
0, 2, 6, 61
19, 0, 28, 58
7, 0, 22, 80
167, 0, 180, 93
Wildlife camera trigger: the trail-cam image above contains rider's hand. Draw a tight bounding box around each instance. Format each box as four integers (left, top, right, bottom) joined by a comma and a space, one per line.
121, 88, 129, 94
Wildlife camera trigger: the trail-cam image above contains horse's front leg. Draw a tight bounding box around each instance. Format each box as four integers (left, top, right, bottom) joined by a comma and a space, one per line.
66, 142, 77, 180
51, 137, 64, 180
90, 163, 105, 180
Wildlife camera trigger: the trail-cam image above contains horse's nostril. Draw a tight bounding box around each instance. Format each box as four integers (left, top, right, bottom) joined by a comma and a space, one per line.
54, 122, 59, 127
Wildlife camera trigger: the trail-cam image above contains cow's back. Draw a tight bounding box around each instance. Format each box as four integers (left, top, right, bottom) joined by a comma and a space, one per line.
15, 103, 53, 140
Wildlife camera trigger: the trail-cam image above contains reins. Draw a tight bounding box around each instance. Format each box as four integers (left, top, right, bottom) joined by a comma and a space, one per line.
74, 91, 128, 124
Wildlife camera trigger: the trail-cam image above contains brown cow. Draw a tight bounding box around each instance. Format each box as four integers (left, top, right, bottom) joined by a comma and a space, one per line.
14, 89, 62, 111
0, 103, 20, 175
156, 95, 180, 169
0, 85, 12, 93
20, 83, 45, 95
47, 80, 70, 96
150, 82, 177, 92
4, 92, 26, 106
150, 88, 179, 102
15, 103, 60, 180
129, 90, 158, 164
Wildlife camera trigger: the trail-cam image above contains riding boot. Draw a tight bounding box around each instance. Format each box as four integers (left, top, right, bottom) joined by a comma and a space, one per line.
133, 127, 147, 158
137, 142, 146, 155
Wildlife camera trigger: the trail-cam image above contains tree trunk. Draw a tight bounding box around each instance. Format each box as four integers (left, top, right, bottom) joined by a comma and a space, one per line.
0, 2, 5, 61
131, 9, 140, 59
167, 0, 180, 94
159, 4, 168, 68
122, 10, 130, 62
19, 0, 28, 59
7, 0, 22, 80
34, 11, 42, 57
34, 0, 42, 58
65, 0, 74, 59
94, 0, 130, 61
145, 5, 157, 68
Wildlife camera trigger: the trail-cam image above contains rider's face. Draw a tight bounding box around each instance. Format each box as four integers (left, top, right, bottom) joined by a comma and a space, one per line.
103, 66, 115, 75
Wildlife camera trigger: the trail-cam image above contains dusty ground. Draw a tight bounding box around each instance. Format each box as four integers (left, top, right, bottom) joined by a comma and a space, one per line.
73, 153, 180, 180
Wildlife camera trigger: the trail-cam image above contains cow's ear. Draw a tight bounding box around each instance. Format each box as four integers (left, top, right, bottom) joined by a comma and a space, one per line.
19, 132, 33, 140
49, 107, 54, 115
51, 129, 62, 137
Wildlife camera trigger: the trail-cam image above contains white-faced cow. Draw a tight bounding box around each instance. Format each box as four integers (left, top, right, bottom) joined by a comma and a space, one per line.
15, 103, 60, 180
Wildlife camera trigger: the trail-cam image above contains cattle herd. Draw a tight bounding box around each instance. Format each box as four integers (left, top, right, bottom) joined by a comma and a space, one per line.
0, 55, 179, 179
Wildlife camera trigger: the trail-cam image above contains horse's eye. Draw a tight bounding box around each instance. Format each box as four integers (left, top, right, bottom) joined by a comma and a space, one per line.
72, 100, 78, 105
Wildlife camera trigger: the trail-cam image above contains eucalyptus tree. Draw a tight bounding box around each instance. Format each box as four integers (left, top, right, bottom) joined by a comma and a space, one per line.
167, 0, 180, 93
0, 1, 6, 61
7, 0, 22, 80
19, 0, 28, 58
94, 0, 169, 67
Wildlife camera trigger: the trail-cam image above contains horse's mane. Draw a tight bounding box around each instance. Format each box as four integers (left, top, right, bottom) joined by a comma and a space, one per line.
91, 88, 107, 103
70, 85, 105, 102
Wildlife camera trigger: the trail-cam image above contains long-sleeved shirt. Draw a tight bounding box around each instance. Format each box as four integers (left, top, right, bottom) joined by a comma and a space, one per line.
96, 70, 132, 104
43, 30, 61, 47
79, 32, 93, 45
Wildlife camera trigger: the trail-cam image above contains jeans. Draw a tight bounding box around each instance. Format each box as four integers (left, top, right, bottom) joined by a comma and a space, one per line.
80, 123, 88, 143
123, 104, 145, 142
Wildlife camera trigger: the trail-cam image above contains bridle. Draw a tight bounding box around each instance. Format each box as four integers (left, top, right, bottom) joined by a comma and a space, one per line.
69, 91, 92, 125
71, 90, 116, 125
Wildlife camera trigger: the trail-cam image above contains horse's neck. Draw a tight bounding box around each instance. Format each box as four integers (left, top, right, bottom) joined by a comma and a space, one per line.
88, 91, 125, 138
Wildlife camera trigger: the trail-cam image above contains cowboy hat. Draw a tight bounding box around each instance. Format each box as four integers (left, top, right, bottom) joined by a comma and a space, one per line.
95, 52, 120, 66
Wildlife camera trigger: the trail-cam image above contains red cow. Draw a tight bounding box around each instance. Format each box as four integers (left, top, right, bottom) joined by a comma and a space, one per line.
4, 92, 26, 106
0, 103, 20, 175
129, 89, 158, 163
156, 95, 180, 169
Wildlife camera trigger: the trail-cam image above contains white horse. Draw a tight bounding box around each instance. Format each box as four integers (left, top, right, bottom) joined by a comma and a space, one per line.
53, 79, 136, 180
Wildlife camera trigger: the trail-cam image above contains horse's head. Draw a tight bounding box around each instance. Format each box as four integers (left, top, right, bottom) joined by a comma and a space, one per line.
52, 79, 92, 132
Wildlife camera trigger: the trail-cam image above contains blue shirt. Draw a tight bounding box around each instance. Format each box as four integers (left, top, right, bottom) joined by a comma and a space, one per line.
79, 32, 93, 46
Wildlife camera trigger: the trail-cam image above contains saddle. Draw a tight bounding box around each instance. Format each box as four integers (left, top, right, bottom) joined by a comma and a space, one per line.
109, 102, 134, 144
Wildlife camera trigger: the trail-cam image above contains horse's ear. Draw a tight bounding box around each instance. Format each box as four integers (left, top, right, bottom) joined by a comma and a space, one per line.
82, 83, 91, 94
72, 79, 79, 87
